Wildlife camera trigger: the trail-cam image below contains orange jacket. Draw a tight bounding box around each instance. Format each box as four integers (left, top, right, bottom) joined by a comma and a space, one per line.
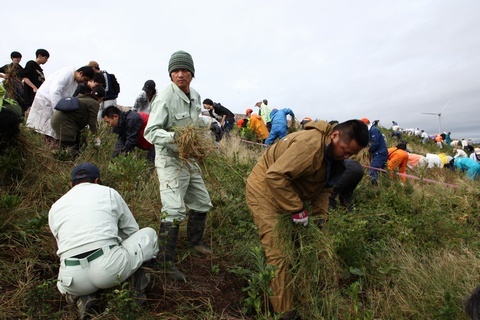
387, 147, 409, 181
248, 113, 269, 140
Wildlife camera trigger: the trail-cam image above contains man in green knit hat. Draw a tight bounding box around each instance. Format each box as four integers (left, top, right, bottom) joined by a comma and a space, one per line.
144, 50, 212, 282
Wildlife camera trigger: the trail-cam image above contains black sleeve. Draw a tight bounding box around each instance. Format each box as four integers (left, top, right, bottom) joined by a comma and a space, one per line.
18, 61, 33, 79
123, 113, 143, 153
214, 104, 234, 119
73, 84, 88, 97
113, 139, 124, 157
217, 105, 234, 119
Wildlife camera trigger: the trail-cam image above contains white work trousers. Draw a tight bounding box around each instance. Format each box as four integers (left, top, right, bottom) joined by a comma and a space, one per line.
155, 154, 212, 223
56, 227, 159, 296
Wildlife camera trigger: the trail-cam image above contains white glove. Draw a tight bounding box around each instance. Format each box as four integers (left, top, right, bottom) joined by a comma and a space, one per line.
95, 138, 101, 146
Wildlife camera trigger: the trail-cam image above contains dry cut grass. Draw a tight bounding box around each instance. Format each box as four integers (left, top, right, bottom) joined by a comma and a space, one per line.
174, 126, 216, 162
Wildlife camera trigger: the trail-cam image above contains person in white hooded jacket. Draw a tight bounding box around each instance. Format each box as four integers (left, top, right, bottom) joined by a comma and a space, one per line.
26, 66, 94, 140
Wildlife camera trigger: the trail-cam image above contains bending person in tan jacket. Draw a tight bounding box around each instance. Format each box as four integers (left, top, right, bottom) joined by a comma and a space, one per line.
245, 119, 369, 318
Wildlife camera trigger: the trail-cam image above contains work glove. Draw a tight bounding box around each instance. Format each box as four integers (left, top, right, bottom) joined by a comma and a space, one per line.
292, 208, 309, 227
94, 138, 101, 146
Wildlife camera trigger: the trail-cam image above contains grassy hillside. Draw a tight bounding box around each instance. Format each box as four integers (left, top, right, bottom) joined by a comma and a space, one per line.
1, 123, 479, 319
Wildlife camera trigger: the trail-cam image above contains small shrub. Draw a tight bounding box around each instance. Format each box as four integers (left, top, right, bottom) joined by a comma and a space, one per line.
106, 154, 150, 192
0, 145, 23, 184
26, 279, 60, 318
104, 281, 143, 320
0, 194, 21, 209
228, 246, 276, 318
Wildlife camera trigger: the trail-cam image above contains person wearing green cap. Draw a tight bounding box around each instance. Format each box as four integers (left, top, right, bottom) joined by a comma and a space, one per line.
144, 50, 213, 282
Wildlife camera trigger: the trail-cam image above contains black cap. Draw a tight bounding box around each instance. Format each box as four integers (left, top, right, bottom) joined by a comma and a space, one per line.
92, 86, 105, 98
71, 163, 100, 182
142, 80, 156, 91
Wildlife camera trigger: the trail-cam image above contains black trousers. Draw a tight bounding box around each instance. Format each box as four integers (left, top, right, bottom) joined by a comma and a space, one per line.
329, 159, 364, 212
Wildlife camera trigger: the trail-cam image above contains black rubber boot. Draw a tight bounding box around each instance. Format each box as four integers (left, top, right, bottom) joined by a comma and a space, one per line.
158, 222, 186, 282
132, 267, 151, 304
187, 210, 212, 255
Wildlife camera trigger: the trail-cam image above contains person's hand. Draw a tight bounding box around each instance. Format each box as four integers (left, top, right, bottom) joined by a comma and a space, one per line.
94, 138, 101, 146
292, 209, 309, 226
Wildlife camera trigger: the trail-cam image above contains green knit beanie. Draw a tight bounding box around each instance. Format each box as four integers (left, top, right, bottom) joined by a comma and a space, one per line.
168, 50, 195, 77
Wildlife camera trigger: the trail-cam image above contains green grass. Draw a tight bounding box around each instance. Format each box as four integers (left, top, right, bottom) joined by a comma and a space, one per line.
1, 123, 479, 319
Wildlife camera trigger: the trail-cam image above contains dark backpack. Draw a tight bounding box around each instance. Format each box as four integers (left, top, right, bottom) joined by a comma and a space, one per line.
102, 71, 120, 100
54, 97, 80, 112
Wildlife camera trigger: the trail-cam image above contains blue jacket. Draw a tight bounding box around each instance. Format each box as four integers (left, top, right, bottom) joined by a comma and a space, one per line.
270, 108, 295, 129
369, 125, 388, 156
454, 157, 480, 180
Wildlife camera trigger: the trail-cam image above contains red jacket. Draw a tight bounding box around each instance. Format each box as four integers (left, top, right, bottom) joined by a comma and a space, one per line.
138, 112, 153, 150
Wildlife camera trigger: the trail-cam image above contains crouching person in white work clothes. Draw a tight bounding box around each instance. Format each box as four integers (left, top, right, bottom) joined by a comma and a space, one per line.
48, 163, 159, 319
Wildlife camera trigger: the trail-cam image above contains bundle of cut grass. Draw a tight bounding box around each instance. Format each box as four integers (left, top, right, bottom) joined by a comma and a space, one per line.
276, 214, 343, 318
174, 125, 216, 162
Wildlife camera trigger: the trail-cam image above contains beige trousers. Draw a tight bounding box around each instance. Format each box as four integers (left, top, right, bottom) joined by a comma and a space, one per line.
245, 183, 293, 313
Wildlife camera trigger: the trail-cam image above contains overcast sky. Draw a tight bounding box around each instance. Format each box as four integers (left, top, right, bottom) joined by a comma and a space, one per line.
4, 0, 480, 141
